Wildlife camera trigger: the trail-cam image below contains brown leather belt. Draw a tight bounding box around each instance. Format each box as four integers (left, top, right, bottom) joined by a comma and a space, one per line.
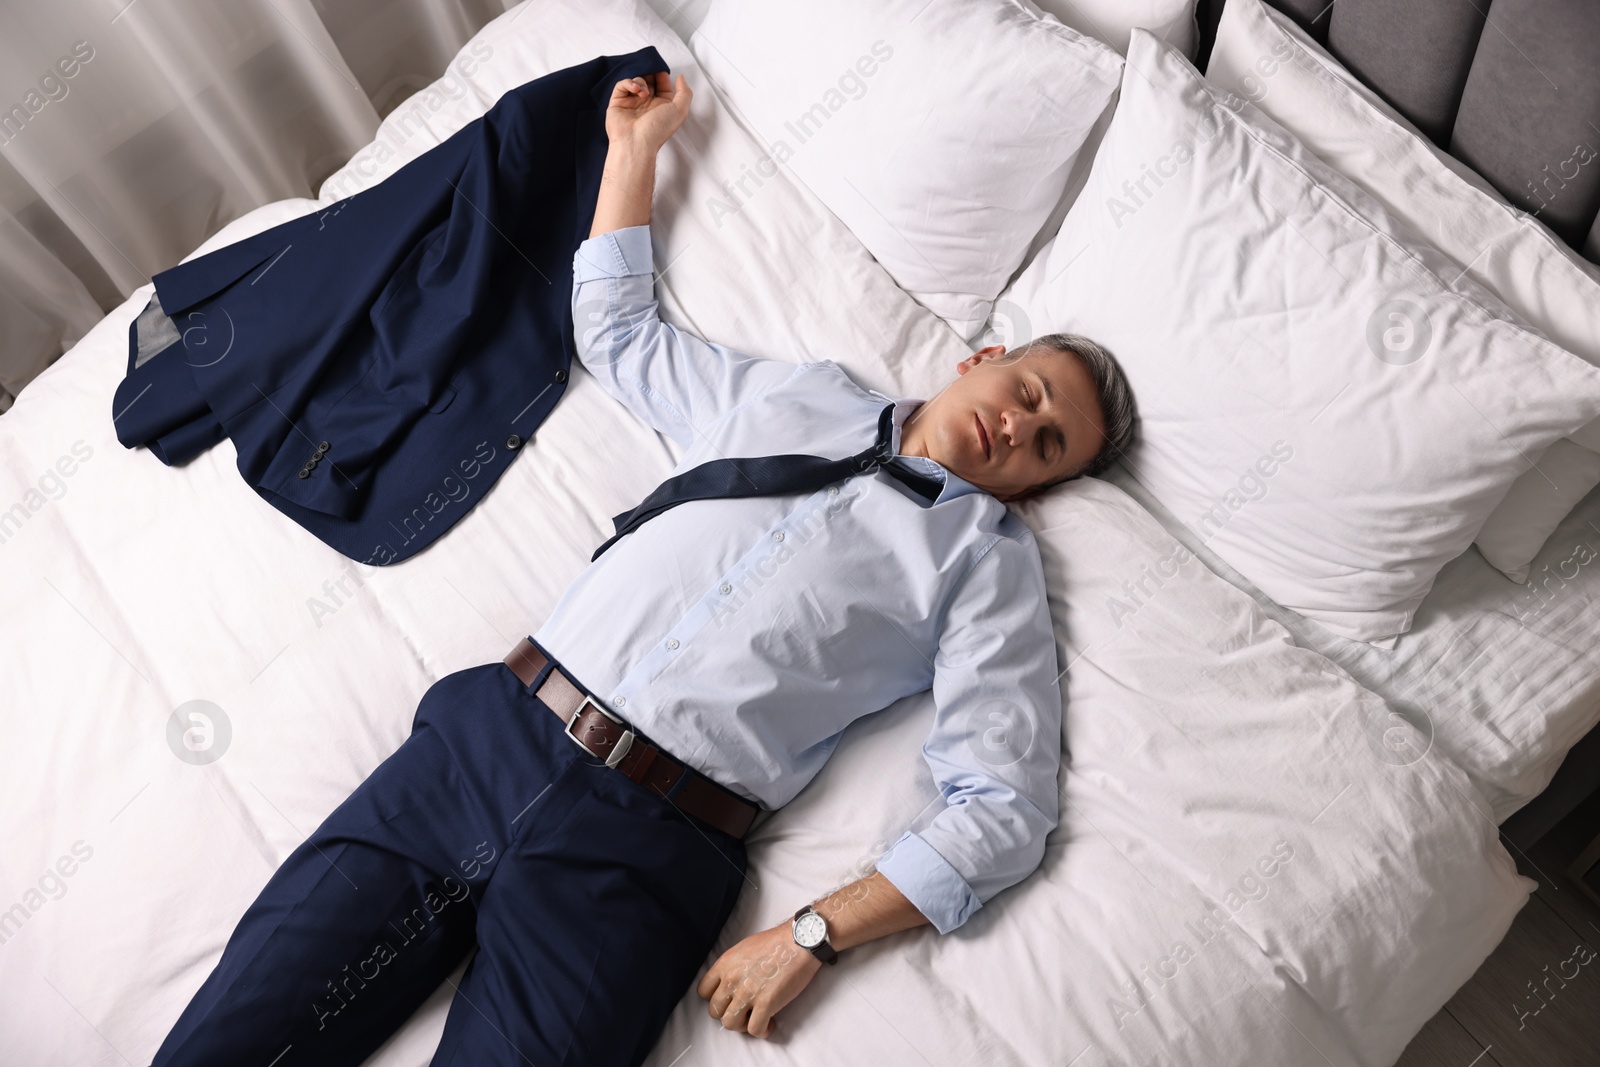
503, 638, 759, 841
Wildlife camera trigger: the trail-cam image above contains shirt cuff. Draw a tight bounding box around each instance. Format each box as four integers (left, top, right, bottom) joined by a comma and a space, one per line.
572, 224, 653, 284
874, 830, 982, 935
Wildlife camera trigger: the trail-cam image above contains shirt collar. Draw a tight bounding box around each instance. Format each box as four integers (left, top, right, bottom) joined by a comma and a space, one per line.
876, 393, 989, 505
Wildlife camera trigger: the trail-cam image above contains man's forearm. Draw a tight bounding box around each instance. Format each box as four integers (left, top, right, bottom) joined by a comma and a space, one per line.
590, 140, 657, 238
810, 870, 929, 950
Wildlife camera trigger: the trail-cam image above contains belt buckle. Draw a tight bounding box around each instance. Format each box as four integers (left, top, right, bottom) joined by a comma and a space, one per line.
564, 695, 635, 768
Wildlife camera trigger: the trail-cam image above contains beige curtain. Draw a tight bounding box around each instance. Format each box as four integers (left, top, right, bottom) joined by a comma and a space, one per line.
0, 0, 514, 412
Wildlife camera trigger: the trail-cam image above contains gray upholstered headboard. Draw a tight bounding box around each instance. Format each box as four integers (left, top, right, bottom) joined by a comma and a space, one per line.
1194, 0, 1600, 264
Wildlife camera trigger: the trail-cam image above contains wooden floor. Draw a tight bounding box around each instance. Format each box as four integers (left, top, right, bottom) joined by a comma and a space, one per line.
1394, 800, 1600, 1067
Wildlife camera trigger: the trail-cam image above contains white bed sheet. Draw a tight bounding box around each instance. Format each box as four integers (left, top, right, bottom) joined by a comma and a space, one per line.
1098, 463, 1600, 825
0, 2, 1534, 1065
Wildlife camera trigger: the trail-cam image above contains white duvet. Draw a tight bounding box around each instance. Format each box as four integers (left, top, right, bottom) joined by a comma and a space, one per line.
1105, 463, 1600, 825
0, 2, 1531, 1065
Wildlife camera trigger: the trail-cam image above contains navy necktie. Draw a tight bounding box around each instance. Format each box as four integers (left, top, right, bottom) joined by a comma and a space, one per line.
591, 402, 943, 561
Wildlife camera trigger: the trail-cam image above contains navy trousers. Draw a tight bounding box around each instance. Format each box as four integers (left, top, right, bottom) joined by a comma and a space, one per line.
150, 650, 749, 1067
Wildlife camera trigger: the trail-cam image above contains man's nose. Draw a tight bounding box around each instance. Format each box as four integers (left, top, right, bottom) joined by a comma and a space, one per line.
999, 407, 1039, 448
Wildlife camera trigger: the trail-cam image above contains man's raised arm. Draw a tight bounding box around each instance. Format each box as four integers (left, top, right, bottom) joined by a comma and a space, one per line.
590, 73, 684, 238
573, 73, 798, 449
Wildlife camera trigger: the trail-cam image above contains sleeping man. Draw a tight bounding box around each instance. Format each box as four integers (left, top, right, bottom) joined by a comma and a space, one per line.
149, 71, 1137, 1067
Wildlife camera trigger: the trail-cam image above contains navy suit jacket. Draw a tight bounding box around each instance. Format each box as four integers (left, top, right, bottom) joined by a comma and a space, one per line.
112, 46, 669, 566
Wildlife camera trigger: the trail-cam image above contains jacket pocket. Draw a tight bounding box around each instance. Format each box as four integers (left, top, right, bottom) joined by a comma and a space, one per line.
429, 384, 458, 414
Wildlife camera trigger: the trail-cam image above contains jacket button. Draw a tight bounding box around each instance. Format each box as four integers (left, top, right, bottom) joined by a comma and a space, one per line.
297, 468, 311, 479
316, 441, 330, 454
505, 434, 522, 449
554, 369, 568, 384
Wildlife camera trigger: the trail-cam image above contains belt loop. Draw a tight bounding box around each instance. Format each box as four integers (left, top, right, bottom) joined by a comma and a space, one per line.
629, 743, 658, 784
527, 636, 557, 691
506, 636, 555, 692
527, 660, 553, 693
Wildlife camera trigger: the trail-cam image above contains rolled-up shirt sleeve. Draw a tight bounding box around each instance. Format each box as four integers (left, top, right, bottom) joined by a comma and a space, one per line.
571, 225, 797, 448
874, 528, 1063, 934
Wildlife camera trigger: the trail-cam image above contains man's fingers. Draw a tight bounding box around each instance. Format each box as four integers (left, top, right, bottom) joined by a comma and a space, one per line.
609, 76, 651, 106
708, 979, 740, 1020
696, 968, 721, 1001
720, 1001, 751, 1031
748, 1003, 776, 1039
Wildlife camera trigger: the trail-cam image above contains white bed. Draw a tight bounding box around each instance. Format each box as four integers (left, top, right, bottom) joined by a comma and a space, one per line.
0, 2, 1574, 1065
1101, 464, 1600, 824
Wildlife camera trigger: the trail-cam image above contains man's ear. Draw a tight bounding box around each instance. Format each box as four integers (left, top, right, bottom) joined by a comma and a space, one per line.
957, 344, 1007, 376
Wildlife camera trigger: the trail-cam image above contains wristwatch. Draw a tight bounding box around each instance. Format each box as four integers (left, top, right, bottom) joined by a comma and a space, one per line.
792, 904, 838, 965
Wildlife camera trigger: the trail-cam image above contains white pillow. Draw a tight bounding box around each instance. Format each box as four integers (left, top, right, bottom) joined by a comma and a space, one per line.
1032, 0, 1197, 58
688, 0, 1122, 341
1473, 440, 1600, 582
1016, 31, 1600, 646
1206, 0, 1600, 584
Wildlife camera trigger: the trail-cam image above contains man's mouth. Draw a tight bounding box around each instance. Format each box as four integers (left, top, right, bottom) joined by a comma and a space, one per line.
974, 413, 991, 460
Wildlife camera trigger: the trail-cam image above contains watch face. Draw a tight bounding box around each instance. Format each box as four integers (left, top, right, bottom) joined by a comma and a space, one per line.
794, 911, 827, 949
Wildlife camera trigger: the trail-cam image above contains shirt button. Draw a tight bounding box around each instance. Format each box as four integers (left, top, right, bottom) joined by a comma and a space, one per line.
612, 695, 625, 708
666, 638, 679, 650
772, 531, 785, 542
719, 582, 732, 594
554, 369, 569, 384
827, 486, 839, 496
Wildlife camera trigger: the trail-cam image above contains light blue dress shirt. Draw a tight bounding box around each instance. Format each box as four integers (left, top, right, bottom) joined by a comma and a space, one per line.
532, 224, 1062, 934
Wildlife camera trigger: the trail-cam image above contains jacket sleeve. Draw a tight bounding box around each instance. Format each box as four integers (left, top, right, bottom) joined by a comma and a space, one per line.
571, 225, 798, 448
874, 529, 1064, 934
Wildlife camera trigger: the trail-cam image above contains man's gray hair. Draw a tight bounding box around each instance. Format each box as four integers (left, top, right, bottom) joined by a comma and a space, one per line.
997, 332, 1139, 491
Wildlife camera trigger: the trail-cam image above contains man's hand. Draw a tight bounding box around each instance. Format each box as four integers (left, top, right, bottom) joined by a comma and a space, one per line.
604, 72, 692, 154
697, 871, 932, 1039
588, 73, 691, 238
697, 921, 821, 1039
